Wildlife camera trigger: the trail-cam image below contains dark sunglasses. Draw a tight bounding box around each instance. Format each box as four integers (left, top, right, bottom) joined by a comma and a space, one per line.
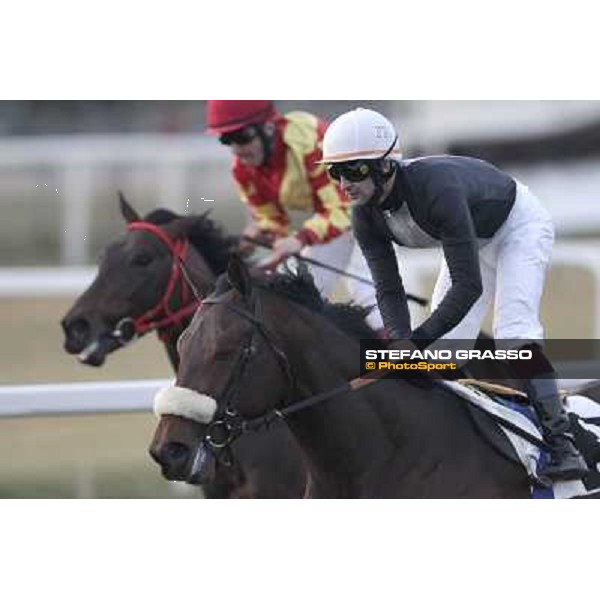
219, 126, 259, 146
327, 161, 372, 183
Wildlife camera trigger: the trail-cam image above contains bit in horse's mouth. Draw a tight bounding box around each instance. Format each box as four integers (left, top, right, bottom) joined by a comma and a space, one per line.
77, 335, 119, 366
187, 445, 216, 485
78, 340, 104, 365
77, 322, 139, 366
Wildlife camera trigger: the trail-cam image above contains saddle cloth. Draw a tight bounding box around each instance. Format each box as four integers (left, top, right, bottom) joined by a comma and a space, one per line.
442, 380, 600, 499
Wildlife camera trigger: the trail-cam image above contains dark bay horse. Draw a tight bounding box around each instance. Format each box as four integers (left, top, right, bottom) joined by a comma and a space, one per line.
62, 194, 226, 368
62, 194, 308, 499
150, 256, 531, 498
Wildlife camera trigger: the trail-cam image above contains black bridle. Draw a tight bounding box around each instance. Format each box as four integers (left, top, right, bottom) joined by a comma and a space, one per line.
198, 287, 299, 459
193, 284, 392, 463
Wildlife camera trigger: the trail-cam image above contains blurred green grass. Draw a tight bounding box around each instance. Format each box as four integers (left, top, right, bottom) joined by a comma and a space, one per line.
0, 413, 202, 498
0, 297, 192, 498
0, 297, 173, 385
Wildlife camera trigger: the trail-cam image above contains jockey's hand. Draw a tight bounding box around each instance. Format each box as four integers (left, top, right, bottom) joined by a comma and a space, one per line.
238, 223, 276, 257
257, 235, 304, 271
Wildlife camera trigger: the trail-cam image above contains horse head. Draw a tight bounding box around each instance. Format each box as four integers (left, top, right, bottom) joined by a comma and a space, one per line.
61, 192, 220, 367
149, 254, 302, 484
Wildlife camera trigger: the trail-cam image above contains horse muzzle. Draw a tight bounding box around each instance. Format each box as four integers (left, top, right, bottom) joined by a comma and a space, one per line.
62, 314, 124, 365
149, 439, 216, 485
62, 317, 92, 354
77, 335, 121, 366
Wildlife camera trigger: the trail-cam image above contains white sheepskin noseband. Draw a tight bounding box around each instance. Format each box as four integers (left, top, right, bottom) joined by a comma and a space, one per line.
153, 385, 218, 424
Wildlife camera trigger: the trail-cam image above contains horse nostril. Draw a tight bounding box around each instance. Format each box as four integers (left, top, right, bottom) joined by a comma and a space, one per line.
68, 318, 89, 339
63, 318, 91, 352
165, 442, 190, 465
149, 442, 190, 471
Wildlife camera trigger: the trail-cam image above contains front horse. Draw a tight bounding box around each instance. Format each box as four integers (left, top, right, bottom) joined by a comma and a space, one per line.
61, 194, 308, 499
150, 256, 531, 498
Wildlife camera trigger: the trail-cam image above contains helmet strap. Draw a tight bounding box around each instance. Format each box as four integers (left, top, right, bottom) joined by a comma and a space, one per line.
367, 135, 398, 204
381, 135, 398, 160
369, 159, 397, 205
257, 122, 276, 166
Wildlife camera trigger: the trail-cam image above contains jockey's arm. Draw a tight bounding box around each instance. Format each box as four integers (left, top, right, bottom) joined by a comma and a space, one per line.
412, 189, 483, 343
352, 204, 412, 339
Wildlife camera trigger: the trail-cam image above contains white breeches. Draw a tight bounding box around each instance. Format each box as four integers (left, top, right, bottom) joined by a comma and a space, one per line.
431, 182, 555, 348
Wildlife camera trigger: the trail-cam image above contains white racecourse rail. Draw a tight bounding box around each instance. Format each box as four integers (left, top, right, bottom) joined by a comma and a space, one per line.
4, 241, 600, 317
1, 248, 600, 418
0, 379, 170, 418
0, 378, 592, 419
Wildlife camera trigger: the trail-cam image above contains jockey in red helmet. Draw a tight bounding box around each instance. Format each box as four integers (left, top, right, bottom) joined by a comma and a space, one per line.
206, 100, 278, 169
206, 100, 383, 330
206, 100, 276, 134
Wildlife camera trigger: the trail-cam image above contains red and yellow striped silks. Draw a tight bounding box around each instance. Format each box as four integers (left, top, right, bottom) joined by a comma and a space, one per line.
233, 111, 351, 246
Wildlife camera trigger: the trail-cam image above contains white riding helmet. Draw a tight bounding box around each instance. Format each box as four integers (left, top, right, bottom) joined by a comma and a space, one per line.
320, 108, 401, 164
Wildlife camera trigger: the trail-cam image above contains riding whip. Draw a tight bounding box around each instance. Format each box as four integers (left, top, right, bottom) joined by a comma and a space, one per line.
242, 235, 428, 307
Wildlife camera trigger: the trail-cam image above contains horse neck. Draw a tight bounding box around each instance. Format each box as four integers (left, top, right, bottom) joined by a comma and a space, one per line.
159, 244, 218, 372
273, 305, 401, 496
267, 301, 519, 497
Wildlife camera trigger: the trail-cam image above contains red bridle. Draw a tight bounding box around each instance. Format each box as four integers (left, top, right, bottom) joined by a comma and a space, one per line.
126, 221, 202, 340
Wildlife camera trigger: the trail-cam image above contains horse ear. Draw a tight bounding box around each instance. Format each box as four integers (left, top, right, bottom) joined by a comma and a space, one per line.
118, 191, 141, 223
227, 253, 252, 297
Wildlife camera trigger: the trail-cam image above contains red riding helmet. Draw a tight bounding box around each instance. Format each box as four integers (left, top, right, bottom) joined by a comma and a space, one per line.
206, 100, 276, 134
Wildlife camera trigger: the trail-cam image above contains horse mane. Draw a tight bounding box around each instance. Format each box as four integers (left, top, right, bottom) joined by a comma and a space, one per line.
144, 208, 179, 225
216, 264, 379, 342
143, 209, 236, 275
264, 268, 435, 388
265, 268, 378, 340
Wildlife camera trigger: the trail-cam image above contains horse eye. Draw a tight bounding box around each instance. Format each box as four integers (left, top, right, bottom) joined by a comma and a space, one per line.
131, 252, 154, 267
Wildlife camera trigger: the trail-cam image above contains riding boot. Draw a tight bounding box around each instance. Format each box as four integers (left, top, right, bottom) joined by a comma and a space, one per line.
526, 375, 588, 482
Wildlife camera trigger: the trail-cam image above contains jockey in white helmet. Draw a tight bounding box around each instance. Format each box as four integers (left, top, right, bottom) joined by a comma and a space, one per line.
320, 107, 587, 484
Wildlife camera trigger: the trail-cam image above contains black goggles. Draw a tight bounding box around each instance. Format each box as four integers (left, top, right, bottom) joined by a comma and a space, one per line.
219, 126, 259, 146
327, 161, 373, 183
